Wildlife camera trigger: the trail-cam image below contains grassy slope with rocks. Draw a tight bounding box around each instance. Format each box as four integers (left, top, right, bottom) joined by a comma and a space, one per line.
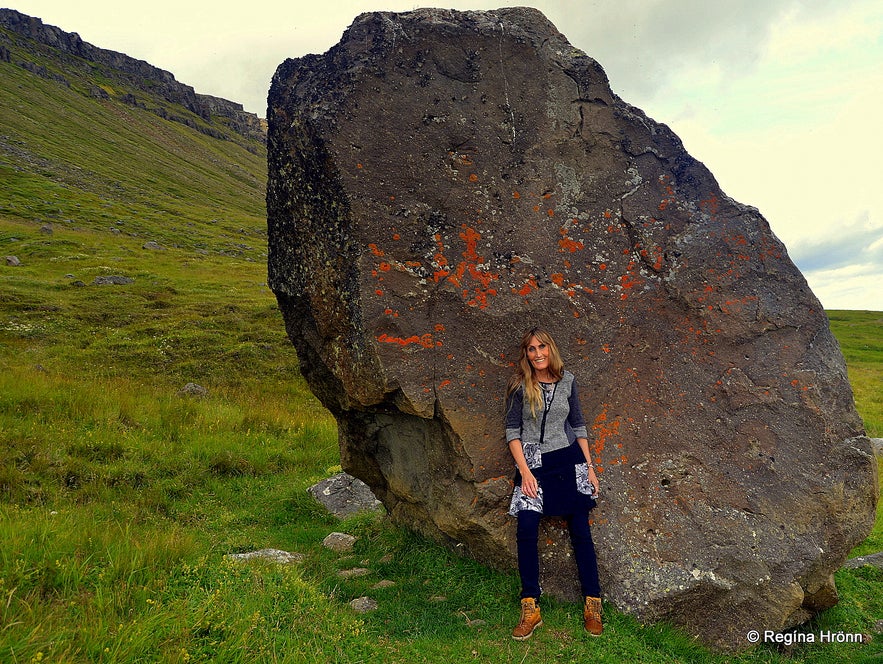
1, 16, 881, 663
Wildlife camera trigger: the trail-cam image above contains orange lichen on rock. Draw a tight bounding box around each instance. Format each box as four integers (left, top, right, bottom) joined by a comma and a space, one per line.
424, 226, 500, 309
558, 232, 585, 253
591, 404, 620, 460
516, 276, 538, 297
700, 194, 720, 216
376, 332, 435, 349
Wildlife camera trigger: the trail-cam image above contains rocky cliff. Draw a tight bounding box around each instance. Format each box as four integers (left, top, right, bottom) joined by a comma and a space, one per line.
0, 9, 264, 145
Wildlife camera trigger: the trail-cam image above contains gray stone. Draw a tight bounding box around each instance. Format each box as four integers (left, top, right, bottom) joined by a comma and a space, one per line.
5, 256, 21, 266
349, 596, 378, 612
842, 551, 883, 570
308, 472, 382, 518
338, 567, 371, 578
180, 382, 208, 397
143, 240, 166, 250
266, 7, 878, 651
93, 275, 133, 285
225, 548, 304, 564
40, 224, 53, 234
323, 532, 357, 552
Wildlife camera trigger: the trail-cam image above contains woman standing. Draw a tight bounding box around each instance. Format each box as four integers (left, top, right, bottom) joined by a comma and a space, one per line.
504, 327, 603, 640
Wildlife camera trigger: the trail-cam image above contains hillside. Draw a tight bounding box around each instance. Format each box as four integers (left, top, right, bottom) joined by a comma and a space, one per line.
0, 9, 267, 242
0, 9, 292, 388
0, 9, 265, 145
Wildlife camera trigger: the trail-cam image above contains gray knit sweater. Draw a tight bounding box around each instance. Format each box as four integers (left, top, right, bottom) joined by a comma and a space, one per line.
504, 370, 589, 455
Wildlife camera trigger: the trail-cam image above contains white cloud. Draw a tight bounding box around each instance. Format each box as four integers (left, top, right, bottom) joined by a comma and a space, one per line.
805, 263, 883, 312
790, 211, 883, 272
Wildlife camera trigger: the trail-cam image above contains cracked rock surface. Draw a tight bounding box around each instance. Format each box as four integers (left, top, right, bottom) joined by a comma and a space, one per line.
266, 7, 877, 651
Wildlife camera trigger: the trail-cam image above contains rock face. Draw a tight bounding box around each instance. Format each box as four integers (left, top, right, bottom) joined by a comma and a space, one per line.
0, 9, 265, 143
266, 8, 878, 650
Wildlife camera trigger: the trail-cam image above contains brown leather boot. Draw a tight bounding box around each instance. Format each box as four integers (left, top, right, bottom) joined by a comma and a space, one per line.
512, 597, 542, 640
584, 596, 603, 636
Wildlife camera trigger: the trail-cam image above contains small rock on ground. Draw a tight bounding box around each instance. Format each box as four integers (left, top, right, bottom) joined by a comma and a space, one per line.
308, 472, 382, 518
323, 532, 357, 552
338, 567, 371, 578
349, 597, 378, 612
843, 551, 883, 570
225, 548, 304, 564
93, 275, 133, 285
180, 382, 208, 397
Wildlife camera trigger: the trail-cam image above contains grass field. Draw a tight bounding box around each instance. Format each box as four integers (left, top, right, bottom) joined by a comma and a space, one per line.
2, 37, 882, 663
829, 311, 883, 439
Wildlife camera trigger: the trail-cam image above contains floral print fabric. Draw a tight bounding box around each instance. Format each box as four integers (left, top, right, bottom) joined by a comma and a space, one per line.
508, 483, 544, 515
575, 462, 596, 497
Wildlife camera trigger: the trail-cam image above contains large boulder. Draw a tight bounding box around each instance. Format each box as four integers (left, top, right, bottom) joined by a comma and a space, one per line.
266, 7, 877, 650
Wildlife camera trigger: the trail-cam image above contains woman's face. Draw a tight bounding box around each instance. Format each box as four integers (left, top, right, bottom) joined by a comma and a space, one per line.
526, 335, 550, 375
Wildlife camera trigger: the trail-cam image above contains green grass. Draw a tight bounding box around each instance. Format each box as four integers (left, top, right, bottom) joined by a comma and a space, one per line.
827, 312, 883, 561
828, 311, 883, 437
1, 35, 881, 663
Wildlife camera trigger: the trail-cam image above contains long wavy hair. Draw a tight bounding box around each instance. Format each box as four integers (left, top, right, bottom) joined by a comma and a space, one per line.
507, 327, 564, 419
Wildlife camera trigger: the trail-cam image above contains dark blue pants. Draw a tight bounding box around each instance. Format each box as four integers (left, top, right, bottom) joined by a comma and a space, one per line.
516, 510, 601, 599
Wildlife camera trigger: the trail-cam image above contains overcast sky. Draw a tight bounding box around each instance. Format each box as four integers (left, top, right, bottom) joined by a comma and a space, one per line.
10, 0, 883, 311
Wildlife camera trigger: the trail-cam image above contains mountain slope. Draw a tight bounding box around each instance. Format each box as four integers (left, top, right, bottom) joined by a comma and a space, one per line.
0, 10, 283, 384
1, 10, 267, 251
0, 9, 265, 144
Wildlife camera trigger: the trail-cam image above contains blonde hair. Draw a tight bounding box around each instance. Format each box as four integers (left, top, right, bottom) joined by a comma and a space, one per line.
507, 327, 564, 418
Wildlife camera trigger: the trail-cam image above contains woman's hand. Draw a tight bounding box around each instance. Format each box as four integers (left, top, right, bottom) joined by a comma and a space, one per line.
521, 469, 539, 499
508, 438, 539, 498
587, 465, 600, 496
575, 438, 600, 497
